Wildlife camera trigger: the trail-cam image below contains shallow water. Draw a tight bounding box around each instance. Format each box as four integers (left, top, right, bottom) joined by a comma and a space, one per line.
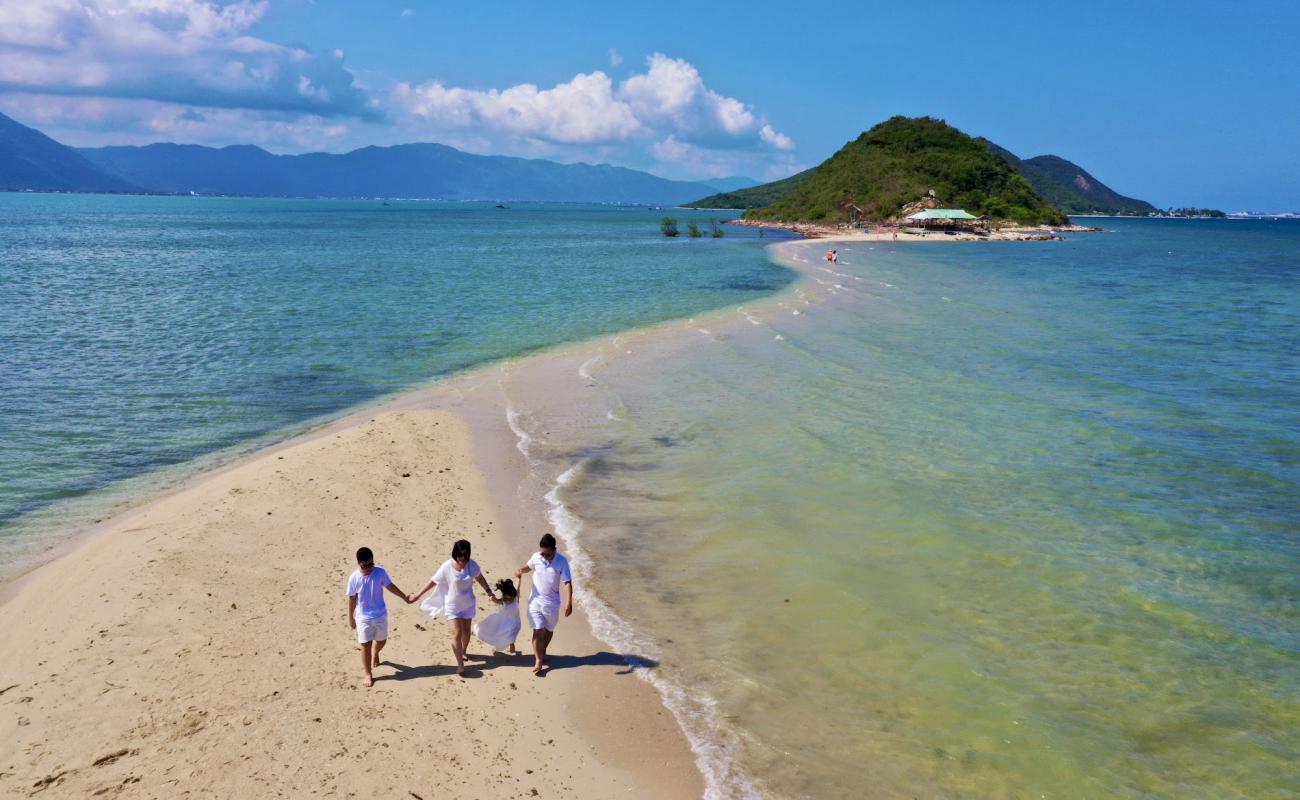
0, 194, 792, 566
501, 220, 1299, 798
4, 199, 1297, 798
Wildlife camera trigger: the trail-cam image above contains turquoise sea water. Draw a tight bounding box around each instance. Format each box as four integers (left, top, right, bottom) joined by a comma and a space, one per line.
0, 194, 791, 563
500, 219, 1299, 798
2, 197, 1297, 798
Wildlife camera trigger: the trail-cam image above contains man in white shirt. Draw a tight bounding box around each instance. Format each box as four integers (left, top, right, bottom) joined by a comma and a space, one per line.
346, 546, 411, 687
515, 533, 573, 675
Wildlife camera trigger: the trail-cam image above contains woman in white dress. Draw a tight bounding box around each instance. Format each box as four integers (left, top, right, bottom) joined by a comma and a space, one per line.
409, 539, 497, 676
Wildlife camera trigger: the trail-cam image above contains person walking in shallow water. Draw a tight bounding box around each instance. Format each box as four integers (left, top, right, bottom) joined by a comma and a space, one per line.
410, 539, 497, 676
515, 532, 573, 675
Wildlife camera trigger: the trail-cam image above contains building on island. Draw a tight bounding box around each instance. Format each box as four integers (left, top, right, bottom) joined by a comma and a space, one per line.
903, 208, 985, 233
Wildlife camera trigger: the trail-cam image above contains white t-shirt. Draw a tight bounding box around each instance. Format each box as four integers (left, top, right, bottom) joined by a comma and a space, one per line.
433, 558, 481, 617
346, 566, 392, 621
527, 552, 572, 607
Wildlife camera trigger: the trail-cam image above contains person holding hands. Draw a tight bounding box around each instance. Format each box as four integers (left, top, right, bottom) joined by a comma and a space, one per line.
410, 539, 497, 676
515, 533, 573, 675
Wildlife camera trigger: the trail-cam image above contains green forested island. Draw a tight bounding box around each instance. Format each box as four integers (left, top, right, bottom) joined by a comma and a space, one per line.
689, 117, 1067, 225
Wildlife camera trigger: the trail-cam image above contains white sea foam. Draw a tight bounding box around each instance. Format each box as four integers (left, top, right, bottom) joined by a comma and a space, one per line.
503, 404, 763, 799
578, 353, 602, 381
539, 461, 763, 800
504, 404, 535, 459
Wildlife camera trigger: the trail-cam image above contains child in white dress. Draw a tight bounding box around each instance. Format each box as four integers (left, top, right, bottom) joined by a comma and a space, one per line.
474, 578, 521, 654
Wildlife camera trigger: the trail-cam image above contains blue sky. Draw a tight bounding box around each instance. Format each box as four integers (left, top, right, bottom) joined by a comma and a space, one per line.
1, 0, 1296, 210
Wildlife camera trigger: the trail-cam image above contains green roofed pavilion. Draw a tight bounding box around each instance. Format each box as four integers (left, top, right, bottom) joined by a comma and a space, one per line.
905, 209, 979, 220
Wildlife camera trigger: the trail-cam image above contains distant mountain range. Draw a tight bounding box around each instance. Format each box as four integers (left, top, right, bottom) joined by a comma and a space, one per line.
687, 118, 1155, 221
0, 111, 753, 204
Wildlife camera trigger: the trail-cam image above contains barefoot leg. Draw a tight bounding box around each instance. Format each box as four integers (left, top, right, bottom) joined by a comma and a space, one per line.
539, 628, 555, 667
373, 637, 386, 668
459, 621, 472, 661
450, 618, 467, 675
531, 628, 545, 673
359, 640, 374, 687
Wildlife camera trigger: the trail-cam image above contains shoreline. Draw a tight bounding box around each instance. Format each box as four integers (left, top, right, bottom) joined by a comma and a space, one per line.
725, 216, 1100, 240
1, 231, 1052, 797
0, 271, 821, 798
0, 405, 705, 798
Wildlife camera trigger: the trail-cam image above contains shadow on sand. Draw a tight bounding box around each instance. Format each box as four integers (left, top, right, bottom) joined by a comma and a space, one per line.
542, 651, 658, 676
376, 650, 658, 681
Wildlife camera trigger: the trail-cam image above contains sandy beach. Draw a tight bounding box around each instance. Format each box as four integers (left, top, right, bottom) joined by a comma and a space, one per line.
0, 221, 1099, 799
723, 217, 1097, 241
0, 408, 701, 798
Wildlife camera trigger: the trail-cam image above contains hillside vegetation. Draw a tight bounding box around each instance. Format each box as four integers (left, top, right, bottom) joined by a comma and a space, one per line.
684, 169, 813, 209
745, 117, 1067, 225
981, 141, 1154, 215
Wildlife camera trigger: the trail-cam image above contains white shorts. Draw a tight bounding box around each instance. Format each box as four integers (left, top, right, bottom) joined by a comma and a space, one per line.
528, 600, 560, 632
356, 615, 388, 644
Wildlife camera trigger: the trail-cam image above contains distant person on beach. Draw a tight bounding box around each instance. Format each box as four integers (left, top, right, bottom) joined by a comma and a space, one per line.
474, 578, 522, 654
346, 546, 412, 687
515, 533, 573, 675
410, 539, 497, 676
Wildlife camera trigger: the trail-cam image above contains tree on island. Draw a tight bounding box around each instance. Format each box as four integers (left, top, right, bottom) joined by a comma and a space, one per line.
710, 220, 725, 238
661, 216, 679, 237
687, 221, 703, 238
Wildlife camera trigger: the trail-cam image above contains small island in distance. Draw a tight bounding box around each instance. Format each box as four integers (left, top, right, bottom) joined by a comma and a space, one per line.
686, 116, 1227, 225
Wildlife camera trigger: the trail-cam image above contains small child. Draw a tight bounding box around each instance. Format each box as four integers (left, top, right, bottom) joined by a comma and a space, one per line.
345, 546, 410, 687
473, 578, 521, 654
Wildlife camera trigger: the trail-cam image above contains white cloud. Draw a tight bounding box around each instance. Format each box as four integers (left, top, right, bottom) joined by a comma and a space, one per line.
0, 11, 796, 181
0, 92, 356, 151
394, 70, 645, 144
650, 134, 805, 181
619, 53, 760, 143
0, 0, 378, 119
760, 123, 795, 150
393, 53, 792, 153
